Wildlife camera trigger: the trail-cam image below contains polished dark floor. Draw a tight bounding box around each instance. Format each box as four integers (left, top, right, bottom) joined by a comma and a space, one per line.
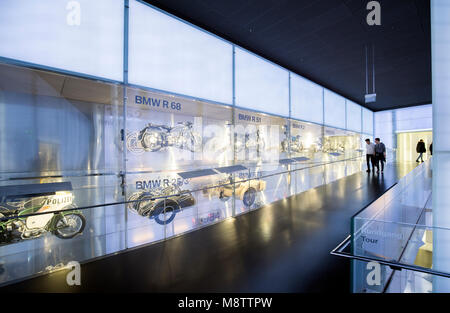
1, 163, 417, 292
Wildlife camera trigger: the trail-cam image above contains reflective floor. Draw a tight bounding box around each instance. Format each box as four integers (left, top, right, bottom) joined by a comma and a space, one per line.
0, 162, 418, 292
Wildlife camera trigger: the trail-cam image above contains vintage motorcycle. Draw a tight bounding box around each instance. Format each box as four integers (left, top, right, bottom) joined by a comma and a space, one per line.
235, 131, 266, 154
0, 192, 86, 244
126, 121, 202, 154
281, 135, 304, 153
127, 185, 195, 225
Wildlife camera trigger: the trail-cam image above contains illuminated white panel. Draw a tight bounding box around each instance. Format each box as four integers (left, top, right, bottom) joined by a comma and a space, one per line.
395, 104, 432, 131
362, 108, 374, 134
346, 100, 362, 132
0, 0, 124, 81
431, 0, 450, 292
374, 110, 394, 149
128, 0, 233, 104
290, 74, 323, 124
324, 90, 346, 129
235, 48, 289, 117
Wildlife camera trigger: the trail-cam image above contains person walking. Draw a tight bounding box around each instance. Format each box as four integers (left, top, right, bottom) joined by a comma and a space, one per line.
430, 142, 433, 156
365, 138, 375, 173
416, 139, 426, 162
374, 138, 386, 173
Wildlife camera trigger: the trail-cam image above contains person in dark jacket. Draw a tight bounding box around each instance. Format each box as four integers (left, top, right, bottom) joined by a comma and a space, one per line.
416, 139, 426, 162
430, 142, 433, 156
374, 138, 386, 173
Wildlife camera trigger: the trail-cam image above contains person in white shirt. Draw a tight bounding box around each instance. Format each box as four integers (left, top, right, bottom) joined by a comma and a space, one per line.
365, 138, 375, 173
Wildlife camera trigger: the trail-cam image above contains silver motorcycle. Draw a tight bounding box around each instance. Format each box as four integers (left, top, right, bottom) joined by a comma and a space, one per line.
126, 121, 202, 154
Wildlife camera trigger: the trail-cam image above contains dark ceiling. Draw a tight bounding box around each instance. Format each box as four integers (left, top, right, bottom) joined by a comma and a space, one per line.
143, 0, 431, 112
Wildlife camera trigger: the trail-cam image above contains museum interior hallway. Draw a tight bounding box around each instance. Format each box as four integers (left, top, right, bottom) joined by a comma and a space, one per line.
0, 162, 418, 293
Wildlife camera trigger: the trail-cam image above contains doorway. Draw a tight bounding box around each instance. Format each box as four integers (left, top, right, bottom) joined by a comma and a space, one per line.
397, 131, 432, 162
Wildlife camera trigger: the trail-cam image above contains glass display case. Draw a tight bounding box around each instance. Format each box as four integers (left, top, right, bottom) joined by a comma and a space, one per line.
288, 120, 323, 159
0, 62, 124, 283
123, 87, 235, 246
0, 62, 364, 285
323, 127, 362, 159
234, 109, 289, 214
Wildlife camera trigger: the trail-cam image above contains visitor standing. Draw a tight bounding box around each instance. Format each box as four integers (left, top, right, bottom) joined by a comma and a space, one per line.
416, 139, 426, 162
374, 138, 386, 173
365, 138, 375, 173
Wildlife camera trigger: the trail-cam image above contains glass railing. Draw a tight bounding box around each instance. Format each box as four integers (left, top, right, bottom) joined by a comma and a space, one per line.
331, 159, 450, 293
0, 154, 363, 285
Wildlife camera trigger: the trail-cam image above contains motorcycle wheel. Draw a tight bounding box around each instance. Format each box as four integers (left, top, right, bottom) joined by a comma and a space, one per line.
242, 187, 257, 207
54, 213, 86, 239
152, 202, 179, 225
126, 132, 145, 155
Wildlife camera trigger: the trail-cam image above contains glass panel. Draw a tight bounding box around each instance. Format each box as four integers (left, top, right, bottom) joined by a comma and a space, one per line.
351, 222, 450, 293
324, 89, 346, 129
323, 127, 361, 160
395, 104, 432, 132
288, 120, 323, 161
234, 108, 287, 213
0, 61, 369, 286
290, 73, 324, 124
235, 48, 289, 117
124, 86, 234, 243
0, 0, 124, 81
349, 160, 443, 293
125, 87, 234, 173
374, 110, 394, 150
362, 108, 374, 135
346, 100, 362, 133
0, 63, 124, 283
128, 0, 233, 104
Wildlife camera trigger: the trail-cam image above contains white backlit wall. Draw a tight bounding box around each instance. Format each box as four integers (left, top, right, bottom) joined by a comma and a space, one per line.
0, 0, 124, 81
346, 100, 362, 133
374, 110, 394, 149
362, 108, 374, 135
431, 0, 450, 292
0, 0, 370, 131
235, 48, 289, 117
395, 104, 432, 132
324, 90, 345, 129
128, 0, 233, 104
290, 74, 324, 124
374, 104, 432, 150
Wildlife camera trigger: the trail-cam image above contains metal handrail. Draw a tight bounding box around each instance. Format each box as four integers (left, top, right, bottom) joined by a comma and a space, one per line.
330, 160, 446, 284
330, 235, 450, 279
